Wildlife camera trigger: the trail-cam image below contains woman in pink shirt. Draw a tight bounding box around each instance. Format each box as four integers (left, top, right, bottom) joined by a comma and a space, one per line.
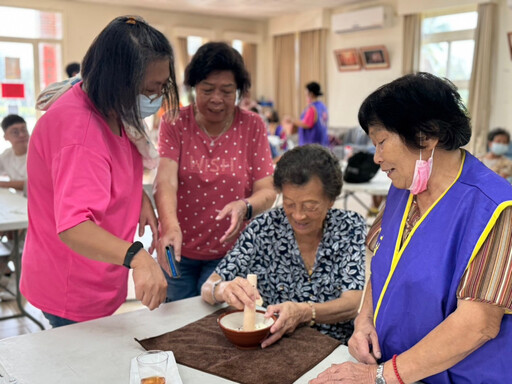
154, 42, 276, 301
20, 16, 179, 327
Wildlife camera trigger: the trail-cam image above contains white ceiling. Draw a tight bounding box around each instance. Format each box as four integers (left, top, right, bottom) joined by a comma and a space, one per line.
62, 0, 371, 20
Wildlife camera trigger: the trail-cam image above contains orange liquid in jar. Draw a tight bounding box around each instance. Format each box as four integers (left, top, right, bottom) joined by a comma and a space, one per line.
141, 376, 166, 384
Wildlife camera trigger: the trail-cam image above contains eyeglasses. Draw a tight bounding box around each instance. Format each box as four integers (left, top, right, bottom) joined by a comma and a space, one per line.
143, 79, 172, 102
283, 201, 321, 214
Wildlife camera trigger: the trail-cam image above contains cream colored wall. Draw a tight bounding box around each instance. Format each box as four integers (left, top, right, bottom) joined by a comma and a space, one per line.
0, 0, 267, 96
326, 0, 402, 128
3, 0, 512, 131
490, 0, 512, 129
264, 0, 512, 131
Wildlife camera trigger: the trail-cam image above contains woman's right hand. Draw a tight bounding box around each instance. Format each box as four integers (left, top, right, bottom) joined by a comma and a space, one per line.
218, 276, 261, 310
348, 314, 381, 364
131, 249, 168, 310
156, 224, 182, 276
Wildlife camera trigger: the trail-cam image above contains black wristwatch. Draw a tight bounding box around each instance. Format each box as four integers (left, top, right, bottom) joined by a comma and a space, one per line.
123, 241, 144, 269
242, 198, 253, 220
375, 364, 386, 384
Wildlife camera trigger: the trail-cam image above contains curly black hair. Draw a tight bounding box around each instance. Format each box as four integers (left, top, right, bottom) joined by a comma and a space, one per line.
274, 144, 342, 201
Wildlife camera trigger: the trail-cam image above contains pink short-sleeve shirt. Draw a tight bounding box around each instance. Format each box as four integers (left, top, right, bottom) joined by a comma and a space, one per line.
20, 83, 143, 322
159, 105, 274, 260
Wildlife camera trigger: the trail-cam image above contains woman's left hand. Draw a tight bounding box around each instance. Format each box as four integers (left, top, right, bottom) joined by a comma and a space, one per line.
216, 200, 246, 243
139, 191, 158, 254
309, 362, 376, 384
262, 302, 309, 348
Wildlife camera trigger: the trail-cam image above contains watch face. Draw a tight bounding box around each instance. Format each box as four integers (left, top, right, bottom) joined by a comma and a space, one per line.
376, 378, 386, 384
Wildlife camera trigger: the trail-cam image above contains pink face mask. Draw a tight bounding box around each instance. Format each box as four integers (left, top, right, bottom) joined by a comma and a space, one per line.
409, 148, 435, 195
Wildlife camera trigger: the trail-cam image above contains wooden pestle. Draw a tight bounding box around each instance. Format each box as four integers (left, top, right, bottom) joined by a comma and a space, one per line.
243, 274, 258, 331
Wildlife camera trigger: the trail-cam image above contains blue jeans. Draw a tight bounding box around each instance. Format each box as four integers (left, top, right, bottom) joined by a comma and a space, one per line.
42, 311, 77, 328
164, 256, 221, 302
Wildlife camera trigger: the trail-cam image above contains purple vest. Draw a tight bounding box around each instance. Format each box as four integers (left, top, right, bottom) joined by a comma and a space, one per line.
299, 101, 328, 146
371, 151, 512, 384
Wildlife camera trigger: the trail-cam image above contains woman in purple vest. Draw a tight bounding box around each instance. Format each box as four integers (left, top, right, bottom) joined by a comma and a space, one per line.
311, 72, 512, 384
284, 82, 329, 147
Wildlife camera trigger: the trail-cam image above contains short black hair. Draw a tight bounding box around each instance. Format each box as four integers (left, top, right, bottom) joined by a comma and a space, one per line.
487, 127, 510, 143
184, 42, 251, 98
65, 62, 80, 78
1, 114, 26, 132
274, 144, 342, 201
81, 15, 179, 134
358, 72, 471, 150
306, 82, 323, 97
268, 109, 279, 123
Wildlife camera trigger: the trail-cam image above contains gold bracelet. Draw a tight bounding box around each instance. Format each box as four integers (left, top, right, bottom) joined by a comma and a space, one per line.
308, 301, 316, 326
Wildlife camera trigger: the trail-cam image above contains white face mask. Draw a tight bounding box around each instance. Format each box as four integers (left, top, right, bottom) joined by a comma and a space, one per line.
490, 142, 509, 156
137, 94, 163, 119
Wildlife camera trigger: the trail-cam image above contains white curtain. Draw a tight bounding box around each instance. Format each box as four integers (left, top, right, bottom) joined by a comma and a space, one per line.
402, 14, 421, 75
467, 3, 498, 155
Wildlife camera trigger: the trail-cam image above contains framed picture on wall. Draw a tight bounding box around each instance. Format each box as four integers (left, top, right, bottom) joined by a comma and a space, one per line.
334, 48, 362, 71
508, 32, 512, 60
360, 45, 390, 70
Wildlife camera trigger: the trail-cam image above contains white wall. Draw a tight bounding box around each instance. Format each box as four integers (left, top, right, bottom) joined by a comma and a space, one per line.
2, 0, 512, 132
490, 0, 512, 129
264, 0, 512, 132
326, 0, 402, 128
0, 0, 267, 97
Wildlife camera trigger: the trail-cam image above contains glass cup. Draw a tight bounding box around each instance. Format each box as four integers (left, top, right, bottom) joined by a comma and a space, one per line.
136, 350, 168, 384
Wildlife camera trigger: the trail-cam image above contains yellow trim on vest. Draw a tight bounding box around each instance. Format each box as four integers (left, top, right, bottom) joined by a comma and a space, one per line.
373, 151, 466, 325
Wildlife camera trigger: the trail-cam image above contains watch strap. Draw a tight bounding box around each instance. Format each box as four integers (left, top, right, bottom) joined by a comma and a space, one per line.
123, 241, 144, 269
375, 363, 386, 384
242, 198, 253, 220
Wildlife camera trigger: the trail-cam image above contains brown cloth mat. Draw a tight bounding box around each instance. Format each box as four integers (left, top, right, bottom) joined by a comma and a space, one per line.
135, 308, 341, 384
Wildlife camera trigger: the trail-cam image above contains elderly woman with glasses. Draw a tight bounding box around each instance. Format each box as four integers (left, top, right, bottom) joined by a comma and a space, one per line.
201, 144, 366, 347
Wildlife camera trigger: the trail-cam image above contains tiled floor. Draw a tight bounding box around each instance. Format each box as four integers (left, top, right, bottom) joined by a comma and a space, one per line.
0, 190, 374, 340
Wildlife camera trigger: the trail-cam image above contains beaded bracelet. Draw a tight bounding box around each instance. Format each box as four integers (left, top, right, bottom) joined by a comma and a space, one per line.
212, 279, 223, 305
392, 354, 405, 384
307, 301, 316, 326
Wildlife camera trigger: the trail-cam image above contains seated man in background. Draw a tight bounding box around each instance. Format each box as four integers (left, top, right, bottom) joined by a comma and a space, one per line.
65, 62, 80, 78
0, 114, 29, 282
0, 114, 29, 192
479, 127, 512, 182
201, 145, 366, 347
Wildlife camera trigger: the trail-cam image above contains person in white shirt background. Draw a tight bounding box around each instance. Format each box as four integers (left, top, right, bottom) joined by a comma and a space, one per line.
0, 114, 29, 286
0, 114, 29, 192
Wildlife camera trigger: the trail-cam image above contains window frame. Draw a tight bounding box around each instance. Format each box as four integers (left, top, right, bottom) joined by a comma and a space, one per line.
420, 8, 477, 103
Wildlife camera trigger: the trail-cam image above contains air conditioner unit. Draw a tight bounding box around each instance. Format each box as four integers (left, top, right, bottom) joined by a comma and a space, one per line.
331, 6, 393, 34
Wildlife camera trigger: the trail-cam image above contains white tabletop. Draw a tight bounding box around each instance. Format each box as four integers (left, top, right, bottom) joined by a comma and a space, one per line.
0, 296, 355, 383
343, 169, 391, 196
0, 188, 27, 232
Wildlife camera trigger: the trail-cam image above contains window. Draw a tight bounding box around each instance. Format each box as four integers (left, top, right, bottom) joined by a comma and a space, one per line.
0, 6, 63, 152
232, 39, 243, 55
420, 10, 477, 104
187, 36, 206, 57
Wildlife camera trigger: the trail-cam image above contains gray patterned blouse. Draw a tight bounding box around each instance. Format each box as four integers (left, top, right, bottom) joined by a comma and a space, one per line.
215, 208, 367, 344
